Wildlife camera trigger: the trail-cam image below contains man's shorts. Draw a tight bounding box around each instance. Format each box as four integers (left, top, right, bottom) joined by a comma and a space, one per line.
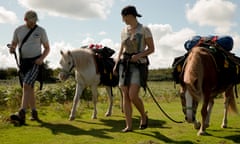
22, 64, 39, 86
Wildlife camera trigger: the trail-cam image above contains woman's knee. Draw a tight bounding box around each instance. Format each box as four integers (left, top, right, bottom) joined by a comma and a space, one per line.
120, 86, 128, 95
23, 83, 31, 89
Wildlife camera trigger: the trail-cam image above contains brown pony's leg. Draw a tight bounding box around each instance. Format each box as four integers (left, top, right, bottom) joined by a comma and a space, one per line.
222, 93, 228, 128
198, 92, 211, 136
205, 98, 214, 128
222, 87, 237, 128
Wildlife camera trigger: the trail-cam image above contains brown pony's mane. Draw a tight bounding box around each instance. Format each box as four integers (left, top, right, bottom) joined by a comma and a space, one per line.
183, 46, 218, 101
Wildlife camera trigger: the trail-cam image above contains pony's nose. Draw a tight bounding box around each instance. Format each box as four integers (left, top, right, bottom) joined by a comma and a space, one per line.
58, 72, 68, 81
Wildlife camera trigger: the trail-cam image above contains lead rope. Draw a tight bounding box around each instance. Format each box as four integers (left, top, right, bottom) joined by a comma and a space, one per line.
235, 84, 238, 98
146, 84, 185, 123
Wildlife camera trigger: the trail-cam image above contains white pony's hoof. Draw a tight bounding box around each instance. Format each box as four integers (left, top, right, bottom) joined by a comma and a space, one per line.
69, 116, 75, 121
105, 112, 111, 117
197, 130, 206, 136
92, 115, 97, 119
221, 124, 227, 128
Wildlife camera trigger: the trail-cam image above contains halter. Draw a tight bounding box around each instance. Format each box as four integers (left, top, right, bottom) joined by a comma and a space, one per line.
61, 52, 75, 75
183, 106, 194, 110
68, 53, 75, 73
180, 90, 198, 122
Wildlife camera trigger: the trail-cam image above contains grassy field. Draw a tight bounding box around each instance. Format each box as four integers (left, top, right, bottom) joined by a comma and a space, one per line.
0, 81, 240, 144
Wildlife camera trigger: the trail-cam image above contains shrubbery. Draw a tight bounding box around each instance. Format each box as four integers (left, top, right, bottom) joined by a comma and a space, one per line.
0, 77, 95, 109
0, 68, 175, 110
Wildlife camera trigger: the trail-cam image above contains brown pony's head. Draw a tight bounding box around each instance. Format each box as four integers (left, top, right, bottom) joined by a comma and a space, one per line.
179, 47, 205, 123
180, 88, 199, 123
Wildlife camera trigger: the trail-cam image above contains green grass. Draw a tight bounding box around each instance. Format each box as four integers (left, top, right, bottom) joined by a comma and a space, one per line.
0, 81, 240, 144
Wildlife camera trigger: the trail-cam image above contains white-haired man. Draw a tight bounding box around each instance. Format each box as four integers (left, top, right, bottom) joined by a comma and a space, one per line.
9, 10, 50, 125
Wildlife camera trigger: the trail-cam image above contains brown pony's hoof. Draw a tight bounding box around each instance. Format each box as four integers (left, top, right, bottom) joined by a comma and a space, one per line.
194, 121, 201, 129
205, 124, 210, 128
92, 115, 97, 119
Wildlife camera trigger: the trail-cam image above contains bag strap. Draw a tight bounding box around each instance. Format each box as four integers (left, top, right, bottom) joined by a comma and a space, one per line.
19, 25, 38, 60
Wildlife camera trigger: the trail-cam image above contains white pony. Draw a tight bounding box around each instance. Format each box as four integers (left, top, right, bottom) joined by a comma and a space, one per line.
59, 48, 118, 120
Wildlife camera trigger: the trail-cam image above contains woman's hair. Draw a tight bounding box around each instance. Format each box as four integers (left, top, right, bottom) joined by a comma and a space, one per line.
121, 5, 142, 17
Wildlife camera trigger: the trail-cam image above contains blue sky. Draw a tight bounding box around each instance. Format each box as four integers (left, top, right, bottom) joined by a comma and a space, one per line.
0, 0, 240, 69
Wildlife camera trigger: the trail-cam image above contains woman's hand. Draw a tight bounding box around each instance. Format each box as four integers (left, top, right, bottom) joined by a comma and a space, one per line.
131, 54, 140, 62
113, 65, 118, 76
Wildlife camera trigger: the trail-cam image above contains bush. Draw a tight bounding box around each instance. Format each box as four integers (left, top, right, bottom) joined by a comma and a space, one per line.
0, 85, 22, 110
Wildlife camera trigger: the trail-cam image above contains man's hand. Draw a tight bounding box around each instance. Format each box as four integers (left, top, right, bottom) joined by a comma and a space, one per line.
35, 57, 44, 65
7, 44, 16, 54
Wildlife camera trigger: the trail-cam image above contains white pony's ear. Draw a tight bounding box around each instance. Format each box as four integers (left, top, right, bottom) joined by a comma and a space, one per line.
60, 50, 64, 55
67, 50, 71, 55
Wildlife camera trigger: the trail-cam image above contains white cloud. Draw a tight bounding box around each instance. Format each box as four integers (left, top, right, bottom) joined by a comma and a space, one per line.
99, 38, 120, 58
0, 6, 18, 24
0, 44, 18, 69
148, 24, 196, 69
1, 0, 240, 70
48, 38, 120, 69
47, 41, 76, 69
48, 25, 201, 69
80, 37, 96, 46
3, 24, 240, 70
186, 0, 236, 33
98, 31, 107, 36
48, 38, 107, 69
231, 33, 240, 54
17, 0, 114, 20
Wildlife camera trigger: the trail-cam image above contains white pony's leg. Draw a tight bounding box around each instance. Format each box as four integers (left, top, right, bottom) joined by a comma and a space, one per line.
105, 86, 113, 117
69, 83, 84, 121
221, 96, 229, 128
185, 90, 194, 123
91, 85, 98, 119
205, 100, 214, 128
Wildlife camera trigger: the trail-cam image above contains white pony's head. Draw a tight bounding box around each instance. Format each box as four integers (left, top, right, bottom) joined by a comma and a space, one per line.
58, 48, 94, 81
58, 50, 74, 81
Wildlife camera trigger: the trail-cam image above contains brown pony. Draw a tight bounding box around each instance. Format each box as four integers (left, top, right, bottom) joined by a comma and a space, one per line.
179, 46, 238, 136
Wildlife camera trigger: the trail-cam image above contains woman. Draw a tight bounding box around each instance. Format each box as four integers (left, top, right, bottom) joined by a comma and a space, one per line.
113, 5, 155, 132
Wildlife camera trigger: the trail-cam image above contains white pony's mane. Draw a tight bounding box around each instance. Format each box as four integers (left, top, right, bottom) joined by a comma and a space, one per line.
70, 48, 94, 69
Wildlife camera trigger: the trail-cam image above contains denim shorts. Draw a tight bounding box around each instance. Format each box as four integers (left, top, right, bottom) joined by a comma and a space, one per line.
118, 63, 140, 86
